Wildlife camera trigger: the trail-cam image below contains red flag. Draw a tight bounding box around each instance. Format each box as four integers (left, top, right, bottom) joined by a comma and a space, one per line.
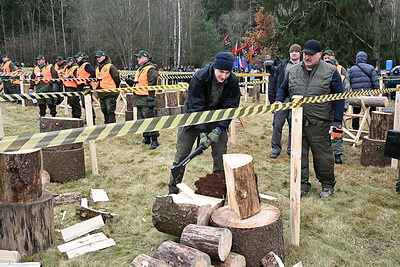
232, 42, 238, 55
223, 34, 231, 46
237, 43, 249, 55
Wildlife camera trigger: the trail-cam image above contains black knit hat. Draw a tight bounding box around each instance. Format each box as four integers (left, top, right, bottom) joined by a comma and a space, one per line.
213, 52, 234, 71
302, 40, 323, 55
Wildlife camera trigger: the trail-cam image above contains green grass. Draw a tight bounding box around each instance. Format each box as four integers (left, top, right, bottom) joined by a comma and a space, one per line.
1, 96, 399, 266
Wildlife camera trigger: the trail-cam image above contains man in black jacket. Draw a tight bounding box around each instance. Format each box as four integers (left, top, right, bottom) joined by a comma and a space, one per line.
169, 52, 241, 194
268, 44, 301, 158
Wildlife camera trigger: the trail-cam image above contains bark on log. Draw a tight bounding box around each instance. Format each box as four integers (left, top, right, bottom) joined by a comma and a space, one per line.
153, 241, 211, 267
348, 96, 388, 107
180, 224, 232, 261
169, 106, 182, 115
179, 89, 188, 105
155, 92, 166, 108
130, 254, 169, 267
125, 111, 134, 121
369, 111, 394, 140
152, 194, 224, 237
75, 206, 118, 223
210, 203, 284, 267
260, 251, 283, 267
42, 146, 85, 183
166, 91, 179, 107
195, 173, 226, 199
126, 93, 134, 111
155, 107, 170, 117
361, 137, 391, 167
0, 190, 55, 255
53, 192, 81, 206
223, 154, 261, 219
212, 252, 246, 267
0, 148, 42, 203
40, 117, 83, 151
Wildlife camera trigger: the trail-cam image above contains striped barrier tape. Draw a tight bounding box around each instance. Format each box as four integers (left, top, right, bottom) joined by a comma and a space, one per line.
0, 77, 100, 82
1, 87, 399, 153
90, 83, 189, 94
239, 80, 268, 86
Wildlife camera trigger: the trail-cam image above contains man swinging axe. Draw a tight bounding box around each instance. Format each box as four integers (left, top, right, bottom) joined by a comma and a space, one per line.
168, 52, 241, 194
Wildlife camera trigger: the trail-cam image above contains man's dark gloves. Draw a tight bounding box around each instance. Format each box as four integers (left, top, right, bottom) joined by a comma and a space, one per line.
125, 78, 135, 87
199, 128, 222, 148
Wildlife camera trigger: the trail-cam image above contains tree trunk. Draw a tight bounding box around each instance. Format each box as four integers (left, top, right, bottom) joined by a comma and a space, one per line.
180, 224, 232, 261
153, 241, 211, 267
361, 136, 391, 167
0, 148, 42, 203
0, 190, 55, 255
369, 111, 394, 140
210, 203, 284, 267
348, 96, 388, 107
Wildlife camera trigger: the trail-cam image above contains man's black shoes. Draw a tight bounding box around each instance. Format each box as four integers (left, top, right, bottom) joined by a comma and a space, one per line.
320, 188, 334, 198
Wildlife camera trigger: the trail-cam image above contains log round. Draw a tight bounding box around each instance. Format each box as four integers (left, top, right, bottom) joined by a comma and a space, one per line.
155, 92, 166, 108
40, 117, 83, 151
348, 96, 388, 107
169, 106, 182, 115
212, 252, 246, 267
0, 190, 55, 255
42, 146, 85, 183
369, 111, 394, 140
130, 253, 169, 267
210, 203, 284, 267
166, 91, 179, 107
361, 136, 391, 167
195, 173, 226, 199
155, 107, 170, 117
0, 148, 42, 203
153, 240, 211, 267
179, 89, 188, 105
180, 224, 232, 261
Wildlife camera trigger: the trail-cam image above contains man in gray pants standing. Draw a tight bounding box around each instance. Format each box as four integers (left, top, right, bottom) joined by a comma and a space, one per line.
268, 44, 301, 158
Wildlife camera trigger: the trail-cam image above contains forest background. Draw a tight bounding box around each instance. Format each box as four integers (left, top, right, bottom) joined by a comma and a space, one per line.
0, 0, 400, 70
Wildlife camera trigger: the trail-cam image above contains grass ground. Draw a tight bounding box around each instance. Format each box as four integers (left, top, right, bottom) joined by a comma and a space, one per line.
1, 95, 399, 267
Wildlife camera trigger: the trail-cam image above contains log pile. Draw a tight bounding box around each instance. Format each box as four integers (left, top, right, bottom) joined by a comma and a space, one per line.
0, 148, 55, 256
155, 88, 188, 117
361, 111, 394, 167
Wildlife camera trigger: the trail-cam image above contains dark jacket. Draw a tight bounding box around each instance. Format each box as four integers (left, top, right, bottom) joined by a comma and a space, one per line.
349, 51, 379, 91
268, 58, 289, 104
184, 64, 241, 132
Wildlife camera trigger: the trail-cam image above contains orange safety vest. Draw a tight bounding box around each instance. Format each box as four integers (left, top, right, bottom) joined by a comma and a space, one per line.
11, 70, 22, 85
0, 61, 11, 73
76, 62, 91, 85
96, 63, 116, 89
34, 65, 53, 84
63, 65, 78, 88
134, 65, 155, 95
55, 64, 67, 79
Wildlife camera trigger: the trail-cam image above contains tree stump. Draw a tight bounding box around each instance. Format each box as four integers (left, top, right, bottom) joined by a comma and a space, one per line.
40, 117, 83, 150
153, 241, 211, 267
0, 190, 55, 255
195, 173, 226, 199
180, 224, 232, 261
223, 154, 260, 219
130, 254, 169, 267
152, 194, 224, 237
212, 252, 246, 267
210, 203, 284, 267
361, 137, 391, 167
169, 106, 182, 115
369, 111, 394, 140
155, 107, 170, 117
155, 92, 166, 108
0, 148, 42, 203
125, 93, 134, 121
166, 91, 179, 107
179, 89, 188, 105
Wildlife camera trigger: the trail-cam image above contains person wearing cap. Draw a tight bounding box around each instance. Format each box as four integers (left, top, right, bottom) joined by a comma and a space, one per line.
348, 51, 379, 130
63, 57, 81, 118
54, 56, 66, 77
324, 54, 351, 165
74, 51, 96, 121
168, 52, 241, 194
268, 44, 301, 159
275, 40, 345, 198
0, 54, 18, 94
128, 50, 159, 149
94, 51, 120, 124
29, 55, 59, 117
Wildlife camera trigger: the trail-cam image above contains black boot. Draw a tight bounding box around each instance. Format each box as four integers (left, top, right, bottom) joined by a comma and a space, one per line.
39, 104, 47, 117
335, 154, 342, 164
141, 136, 151, 144
149, 136, 159, 150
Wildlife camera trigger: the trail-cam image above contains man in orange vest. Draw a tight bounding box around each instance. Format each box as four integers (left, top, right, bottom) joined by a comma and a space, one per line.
63, 57, 81, 118
94, 51, 120, 124
74, 51, 96, 121
29, 55, 59, 117
0, 54, 18, 94
129, 50, 159, 149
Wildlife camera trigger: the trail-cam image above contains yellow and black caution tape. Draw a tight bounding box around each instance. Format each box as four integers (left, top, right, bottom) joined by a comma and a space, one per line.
0, 77, 99, 82
0, 90, 90, 102
239, 80, 268, 86
90, 83, 189, 94
1, 87, 399, 153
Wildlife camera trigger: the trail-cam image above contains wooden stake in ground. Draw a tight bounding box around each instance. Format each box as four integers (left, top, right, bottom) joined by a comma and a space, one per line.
153, 240, 211, 267
223, 154, 260, 219
85, 93, 99, 175
180, 224, 232, 261
392, 90, 400, 169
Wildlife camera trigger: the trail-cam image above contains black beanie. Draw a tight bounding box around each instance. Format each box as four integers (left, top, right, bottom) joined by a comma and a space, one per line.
213, 52, 234, 71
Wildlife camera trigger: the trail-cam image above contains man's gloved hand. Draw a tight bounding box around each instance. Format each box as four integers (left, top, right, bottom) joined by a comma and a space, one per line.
147, 100, 155, 109
330, 121, 343, 138
125, 78, 134, 87
207, 128, 221, 144
199, 132, 209, 148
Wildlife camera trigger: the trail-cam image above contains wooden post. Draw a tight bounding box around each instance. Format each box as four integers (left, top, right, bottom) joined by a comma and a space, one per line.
0, 105, 4, 138
392, 90, 400, 169
229, 119, 236, 144
85, 94, 99, 175
265, 75, 269, 105
244, 76, 248, 102
290, 96, 303, 246
20, 75, 25, 107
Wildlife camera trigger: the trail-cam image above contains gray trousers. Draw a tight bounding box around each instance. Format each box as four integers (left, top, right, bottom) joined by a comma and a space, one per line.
301, 120, 336, 192
169, 124, 228, 194
271, 109, 291, 155
332, 137, 343, 156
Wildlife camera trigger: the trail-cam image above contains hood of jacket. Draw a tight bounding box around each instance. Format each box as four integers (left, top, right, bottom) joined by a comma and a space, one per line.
356, 51, 368, 64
